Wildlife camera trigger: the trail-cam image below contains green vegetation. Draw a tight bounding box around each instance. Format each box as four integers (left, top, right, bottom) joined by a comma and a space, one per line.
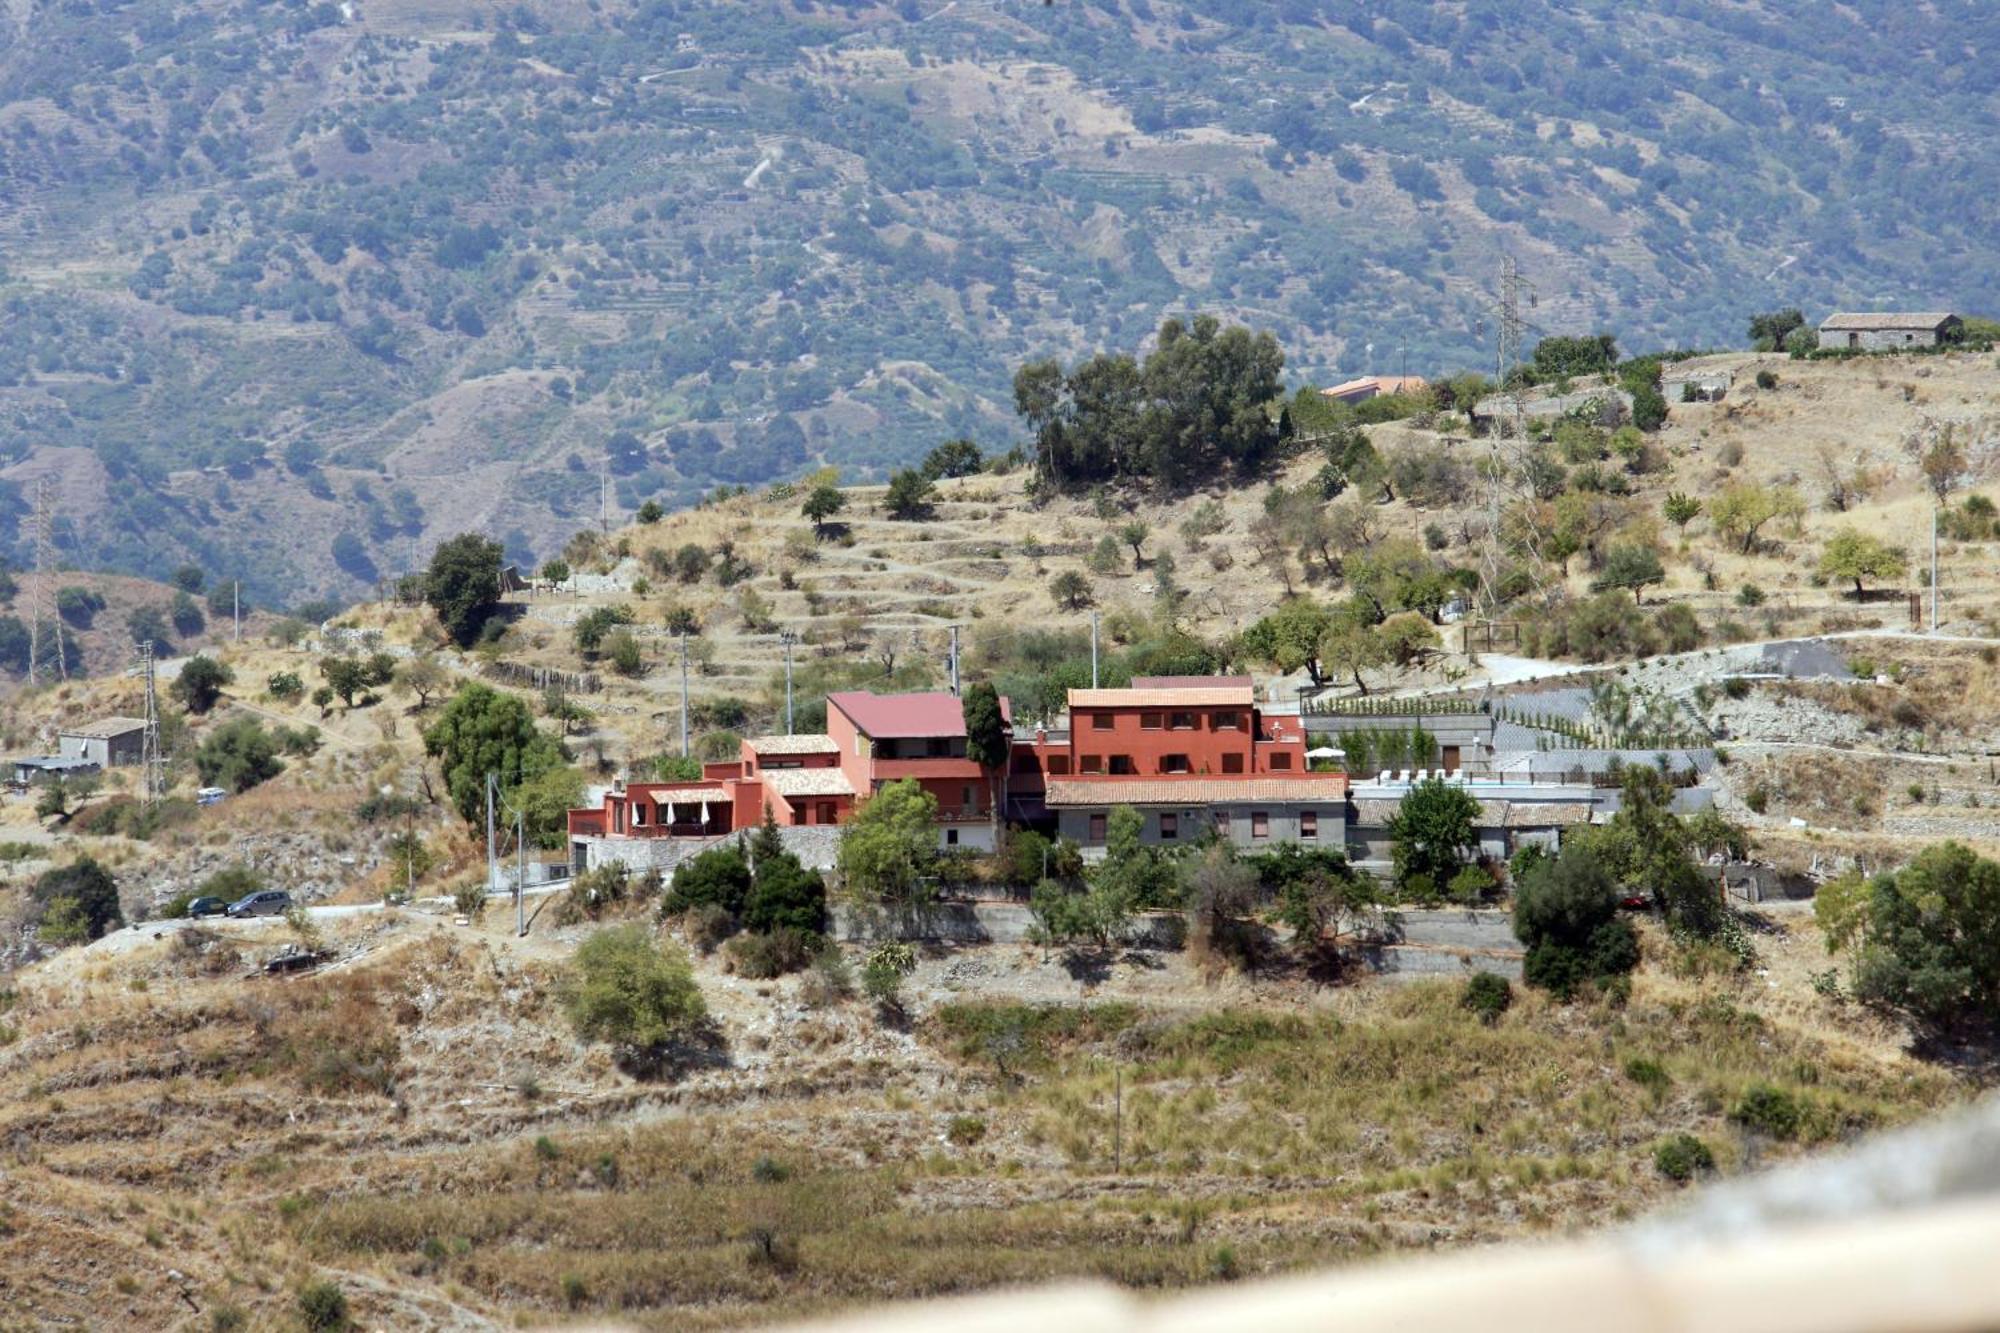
31, 856, 121, 942
170, 655, 234, 714
562, 927, 708, 1075
194, 718, 286, 793
1818, 842, 2000, 1030
423, 683, 566, 827
1387, 779, 1482, 902
837, 780, 939, 909
426, 535, 504, 647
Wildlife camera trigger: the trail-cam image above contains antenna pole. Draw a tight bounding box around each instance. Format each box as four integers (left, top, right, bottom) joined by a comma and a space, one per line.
1090, 611, 1099, 689
949, 624, 960, 696
233, 580, 241, 643
780, 629, 796, 734
1931, 504, 1940, 632
132, 641, 163, 807
486, 771, 497, 896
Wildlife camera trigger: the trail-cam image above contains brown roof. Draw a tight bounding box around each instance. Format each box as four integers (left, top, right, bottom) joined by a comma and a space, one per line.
1045, 776, 1347, 807
744, 733, 840, 755
757, 768, 856, 798
1070, 686, 1254, 708
1818, 311, 1958, 331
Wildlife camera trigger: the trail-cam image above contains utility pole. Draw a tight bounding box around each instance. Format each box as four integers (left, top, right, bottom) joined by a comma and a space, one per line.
1931, 504, 1940, 632
678, 629, 690, 757
232, 579, 241, 643
1113, 1065, 1123, 1174
485, 771, 497, 896
780, 629, 796, 734
516, 805, 527, 938
1090, 611, 1099, 689
948, 624, 960, 696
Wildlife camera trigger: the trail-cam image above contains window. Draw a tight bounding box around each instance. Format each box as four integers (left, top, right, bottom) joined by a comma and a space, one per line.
1214, 712, 1241, 730
1110, 754, 1137, 775
1091, 713, 1114, 730
1047, 755, 1071, 776
1221, 753, 1244, 774
1080, 754, 1104, 775
1300, 810, 1318, 839
1269, 752, 1293, 771
945, 828, 959, 846
633, 804, 647, 826
1160, 754, 1191, 774
792, 807, 806, 826
1213, 810, 1231, 837
1159, 813, 1178, 840
1140, 712, 1163, 730
1169, 711, 1196, 730
1088, 812, 1107, 842
962, 785, 976, 809
1251, 811, 1269, 839
819, 802, 837, 825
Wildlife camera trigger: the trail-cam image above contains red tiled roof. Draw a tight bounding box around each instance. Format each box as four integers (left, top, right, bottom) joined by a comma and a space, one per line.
828, 690, 1012, 740
1130, 675, 1254, 690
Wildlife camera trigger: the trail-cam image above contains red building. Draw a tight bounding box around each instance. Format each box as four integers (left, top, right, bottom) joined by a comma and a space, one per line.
1019, 678, 1347, 851
826, 690, 1010, 850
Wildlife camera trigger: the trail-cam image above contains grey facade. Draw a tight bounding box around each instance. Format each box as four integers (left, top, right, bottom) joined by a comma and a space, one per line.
58, 717, 148, 768
1817, 312, 1962, 351
1059, 799, 1347, 856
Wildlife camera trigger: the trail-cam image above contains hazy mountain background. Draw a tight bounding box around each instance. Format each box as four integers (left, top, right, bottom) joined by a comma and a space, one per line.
0, 0, 1994, 607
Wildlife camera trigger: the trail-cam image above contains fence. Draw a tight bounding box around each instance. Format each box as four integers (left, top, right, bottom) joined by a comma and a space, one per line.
483, 660, 603, 695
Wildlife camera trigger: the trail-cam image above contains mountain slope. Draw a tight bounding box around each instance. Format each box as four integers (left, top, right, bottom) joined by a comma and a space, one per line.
1, 0, 1996, 603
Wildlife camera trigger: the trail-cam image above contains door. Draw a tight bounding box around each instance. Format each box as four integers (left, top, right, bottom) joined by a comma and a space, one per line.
1441, 745, 1461, 772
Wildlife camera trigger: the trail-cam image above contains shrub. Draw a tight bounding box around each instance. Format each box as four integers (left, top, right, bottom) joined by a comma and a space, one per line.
1624, 1055, 1671, 1096
562, 927, 708, 1073
297, 1279, 349, 1331
1460, 971, 1512, 1024
1513, 843, 1639, 1000
946, 1114, 988, 1146
1754, 369, 1779, 390
1729, 1083, 1802, 1140
268, 670, 305, 701
725, 927, 817, 979
663, 843, 750, 917
684, 902, 737, 953
1744, 784, 1770, 815
862, 942, 917, 1008
196, 717, 286, 793
171, 655, 235, 714
800, 948, 855, 1006
1654, 1133, 1715, 1183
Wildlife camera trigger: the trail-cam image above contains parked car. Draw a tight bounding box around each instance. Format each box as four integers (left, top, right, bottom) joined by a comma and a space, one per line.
185, 896, 229, 918
196, 787, 227, 806
226, 890, 294, 918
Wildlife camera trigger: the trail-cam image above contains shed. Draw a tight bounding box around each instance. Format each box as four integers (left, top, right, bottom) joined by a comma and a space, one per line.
11, 755, 101, 785
1817, 312, 1962, 352
59, 716, 149, 768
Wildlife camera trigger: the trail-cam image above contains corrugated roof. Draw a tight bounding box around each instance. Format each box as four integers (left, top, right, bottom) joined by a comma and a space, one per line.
758, 768, 856, 798
828, 691, 1011, 739
61, 716, 148, 739
744, 733, 840, 755
1818, 312, 1957, 331
1070, 686, 1254, 708
1045, 776, 1347, 806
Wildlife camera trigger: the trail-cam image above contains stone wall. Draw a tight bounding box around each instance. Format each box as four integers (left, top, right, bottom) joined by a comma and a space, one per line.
830, 901, 1185, 949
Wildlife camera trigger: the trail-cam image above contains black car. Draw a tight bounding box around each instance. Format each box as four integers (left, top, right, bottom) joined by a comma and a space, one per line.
226, 890, 294, 918
186, 896, 229, 918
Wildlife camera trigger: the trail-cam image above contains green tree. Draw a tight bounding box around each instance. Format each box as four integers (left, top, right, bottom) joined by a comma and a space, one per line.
1239, 597, 1336, 686
171, 563, 207, 594
637, 499, 664, 524
1709, 483, 1804, 554
1592, 544, 1665, 603
1663, 491, 1702, 534
1512, 841, 1639, 999
837, 778, 938, 908
1580, 766, 1724, 936
1050, 570, 1092, 610
425, 533, 504, 646
1117, 520, 1149, 567
268, 670, 305, 702
322, 656, 370, 709
1827, 842, 2000, 1029
961, 682, 1008, 841
1921, 430, 1967, 504
1531, 333, 1618, 379
171, 654, 234, 714
514, 765, 586, 847
921, 439, 983, 479
801, 482, 847, 537
883, 468, 936, 520
396, 656, 449, 710
171, 589, 206, 638
540, 559, 570, 584
1819, 528, 1907, 596
1747, 308, 1805, 351
1318, 614, 1389, 695
664, 842, 752, 918
563, 926, 708, 1074
1387, 778, 1481, 898
33, 855, 122, 941
1094, 804, 1181, 910
196, 717, 286, 792
423, 682, 566, 827
128, 604, 172, 649
743, 809, 828, 935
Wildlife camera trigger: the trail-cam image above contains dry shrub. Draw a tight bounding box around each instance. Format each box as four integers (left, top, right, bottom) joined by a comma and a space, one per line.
271, 972, 402, 1097
169, 926, 242, 977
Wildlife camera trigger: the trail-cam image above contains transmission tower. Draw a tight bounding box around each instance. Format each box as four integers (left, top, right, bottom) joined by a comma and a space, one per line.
26, 477, 66, 686
130, 640, 165, 806
1479, 256, 1538, 613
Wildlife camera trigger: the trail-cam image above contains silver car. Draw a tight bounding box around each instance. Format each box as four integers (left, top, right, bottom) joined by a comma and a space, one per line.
225, 890, 293, 918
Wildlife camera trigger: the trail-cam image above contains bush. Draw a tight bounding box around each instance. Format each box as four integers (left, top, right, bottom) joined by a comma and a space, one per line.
663, 843, 750, 917
562, 927, 707, 1073
171, 655, 235, 714
946, 1114, 988, 1146
862, 942, 917, 1008
195, 717, 285, 792
800, 948, 855, 1006
1624, 1055, 1670, 1097
1754, 369, 1779, 390
1513, 843, 1639, 1000
1460, 971, 1512, 1024
297, 1279, 349, 1331
1729, 1083, 1802, 1140
683, 902, 737, 953
724, 927, 818, 979
1654, 1133, 1715, 1183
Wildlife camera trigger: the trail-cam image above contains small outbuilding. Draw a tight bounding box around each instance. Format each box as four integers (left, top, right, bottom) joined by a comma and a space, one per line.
11, 755, 101, 786
59, 716, 149, 768
1817, 312, 1962, 352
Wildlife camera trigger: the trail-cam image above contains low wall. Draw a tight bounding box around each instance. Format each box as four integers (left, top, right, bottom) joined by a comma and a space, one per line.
831, 902, 1185, 950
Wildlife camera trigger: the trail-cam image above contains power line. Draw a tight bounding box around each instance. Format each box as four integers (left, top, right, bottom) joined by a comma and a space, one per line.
26, 477, 66, 687
128, 640, 164, 806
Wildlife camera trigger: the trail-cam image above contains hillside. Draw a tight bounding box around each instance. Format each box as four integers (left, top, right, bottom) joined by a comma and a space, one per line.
2, 0, 1999, 602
